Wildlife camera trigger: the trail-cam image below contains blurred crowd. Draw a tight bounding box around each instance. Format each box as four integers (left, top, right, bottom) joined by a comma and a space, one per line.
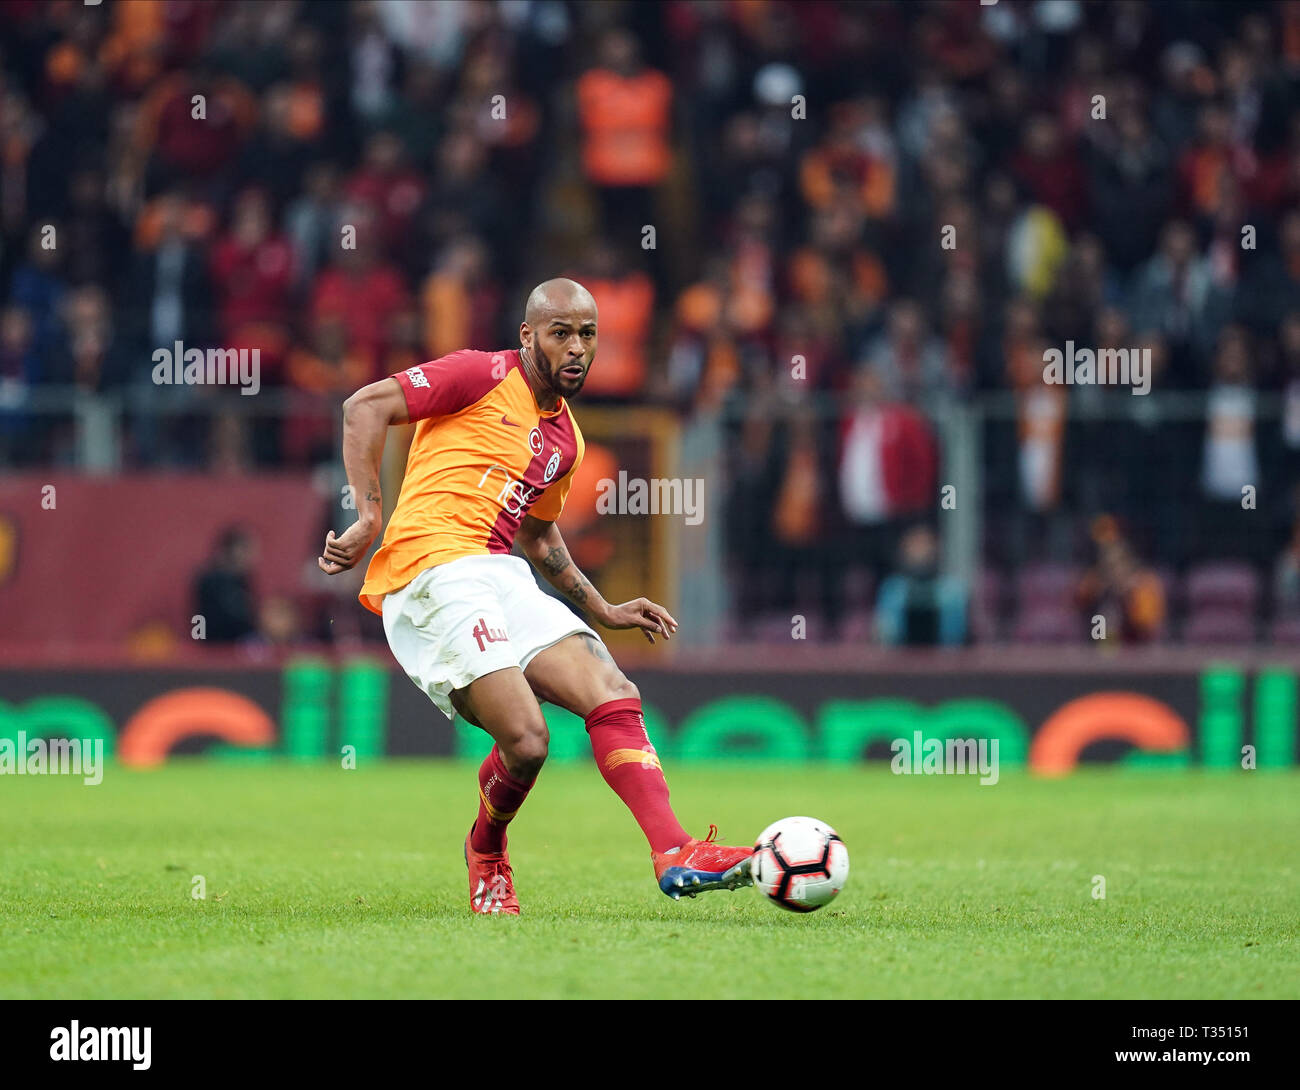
3, 0, 1300, 645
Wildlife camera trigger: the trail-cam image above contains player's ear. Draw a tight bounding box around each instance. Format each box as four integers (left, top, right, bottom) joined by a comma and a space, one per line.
519, 322, 531, 349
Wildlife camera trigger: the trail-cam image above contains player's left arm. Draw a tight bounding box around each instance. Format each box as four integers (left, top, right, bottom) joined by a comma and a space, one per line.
516, 515, 678, 644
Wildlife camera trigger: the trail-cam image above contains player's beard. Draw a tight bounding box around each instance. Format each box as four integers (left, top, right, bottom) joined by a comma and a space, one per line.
532, 332, 587, 399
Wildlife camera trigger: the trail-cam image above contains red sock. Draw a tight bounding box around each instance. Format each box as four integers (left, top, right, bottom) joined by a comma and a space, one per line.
586, 697, 689, 853
470, 745, 533, 853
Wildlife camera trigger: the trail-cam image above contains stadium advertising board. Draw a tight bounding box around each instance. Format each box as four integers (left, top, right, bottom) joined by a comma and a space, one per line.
0, 660, 1295, 772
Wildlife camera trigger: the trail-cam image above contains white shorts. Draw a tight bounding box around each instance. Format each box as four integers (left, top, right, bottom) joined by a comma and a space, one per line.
381, 554, 599, 720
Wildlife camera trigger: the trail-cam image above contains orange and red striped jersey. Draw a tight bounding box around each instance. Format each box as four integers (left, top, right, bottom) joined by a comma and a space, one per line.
359, 349, 584, 614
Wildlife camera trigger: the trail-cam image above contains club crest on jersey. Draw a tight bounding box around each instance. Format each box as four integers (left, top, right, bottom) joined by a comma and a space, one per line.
405, 365, 429, 389
528, 427, 544, 456
544, 449, 562, 482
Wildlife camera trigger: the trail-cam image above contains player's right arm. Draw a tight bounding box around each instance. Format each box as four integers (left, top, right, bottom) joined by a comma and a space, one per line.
319, 350, 507, 575
317, 377, 408, 574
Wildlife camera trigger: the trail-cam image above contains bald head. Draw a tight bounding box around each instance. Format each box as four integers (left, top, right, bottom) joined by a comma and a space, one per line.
519, 278, 599, 405
524, 278, 597, 327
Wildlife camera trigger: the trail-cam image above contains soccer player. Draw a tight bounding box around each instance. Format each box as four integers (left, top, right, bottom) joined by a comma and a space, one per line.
317, 278, 752, 914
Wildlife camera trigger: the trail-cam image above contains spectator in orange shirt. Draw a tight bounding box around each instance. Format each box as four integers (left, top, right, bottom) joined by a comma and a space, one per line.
788, 200, 889, 353
419, 235, 503, 362
799, 97, 897, 223
568, 239, 655, 401
576, 29, 673, 256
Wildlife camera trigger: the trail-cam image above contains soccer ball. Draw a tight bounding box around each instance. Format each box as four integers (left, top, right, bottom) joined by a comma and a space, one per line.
752, 816, 849, 912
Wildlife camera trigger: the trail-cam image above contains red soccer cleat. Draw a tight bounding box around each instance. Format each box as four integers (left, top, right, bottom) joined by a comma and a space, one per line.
652, 824, 754, 900
464, 826, 520, 915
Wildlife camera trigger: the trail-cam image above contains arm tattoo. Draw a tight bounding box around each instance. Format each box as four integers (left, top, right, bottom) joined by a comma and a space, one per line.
364, 477, 381, 504
564, 574, 592, 607
540, 545, 571, 576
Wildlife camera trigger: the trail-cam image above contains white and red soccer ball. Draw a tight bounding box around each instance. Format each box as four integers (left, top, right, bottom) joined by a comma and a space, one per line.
752, 816, 849, 912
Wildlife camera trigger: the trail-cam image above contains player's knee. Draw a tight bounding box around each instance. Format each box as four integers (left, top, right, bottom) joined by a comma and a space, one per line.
604, 672, 638, 704
502, 716, 549, 778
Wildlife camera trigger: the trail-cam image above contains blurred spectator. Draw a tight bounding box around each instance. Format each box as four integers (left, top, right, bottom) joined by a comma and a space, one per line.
860, 300, 958, 403
665, 256, 757, 411
346, 131, 427, 262
1086, 105, 1174, 276
62, 168, 130, 292
1004, 201, 1069, 300
285, 318, 375, 466
193, 527, 258, 643
209, 187, 294, 353
235, 83, 319, 212
252, 595, 306, 652
1128, 219, 1229, 381
0, 306, 39, 463
414, 129, 511, 278
1151, 42, 1210, 154
348, 1, 400, 122
1236, 209, 1300, 334
800, 97, 897, 224
577, 29, 673, 244
420, 235, 502, 360
1274, 494, 1300, 617
285, 162, 342, 295
789, 201, 888, 358
309, 205, 408, 359
1279, 312, 1300, 486
1002, 296, 1067, 559
1200, 325, 1261, 563
10, 223, 67, 361
1177, 100, 1251, 230
133, 63, 256, 194
569, 240, 654, 400
876, 524, 968, 646
1075, 515, 1167, 643
452, 43, 542, 184
125, 191, 212, 352
1011, 114, 1087, 231
769, 406, 831, 620
52, 285, 125, 393
835, 367, 938, 596
372, 62, 445, 167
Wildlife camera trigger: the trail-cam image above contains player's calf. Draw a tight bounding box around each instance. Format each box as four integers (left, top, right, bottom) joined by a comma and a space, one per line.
585, 696, 691, 854
456, 670, 549, 861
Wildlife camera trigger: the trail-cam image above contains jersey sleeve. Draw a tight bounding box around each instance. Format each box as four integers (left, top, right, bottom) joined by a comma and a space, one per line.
530, 432, 584, 522
392, 349, 507, 422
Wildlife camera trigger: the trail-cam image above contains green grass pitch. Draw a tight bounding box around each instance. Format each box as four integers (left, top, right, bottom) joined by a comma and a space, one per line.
1, 761, 1296, 999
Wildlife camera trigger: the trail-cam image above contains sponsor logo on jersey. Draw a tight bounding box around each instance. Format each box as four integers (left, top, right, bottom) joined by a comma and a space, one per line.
405, 365, 429, 389
471, 617, 508, 652
477, 464, 537, 516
